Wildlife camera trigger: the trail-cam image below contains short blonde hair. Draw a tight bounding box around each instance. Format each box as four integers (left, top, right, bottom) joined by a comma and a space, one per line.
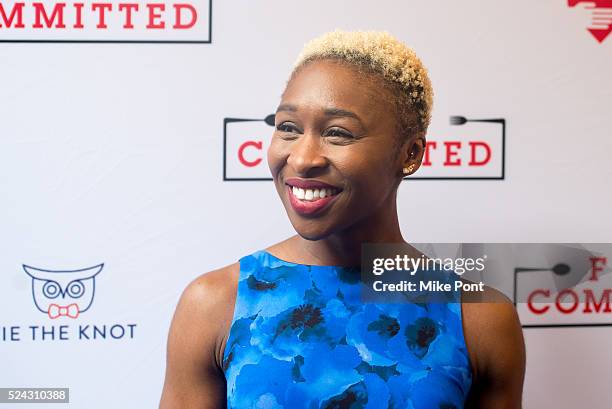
291, 30, 433, 139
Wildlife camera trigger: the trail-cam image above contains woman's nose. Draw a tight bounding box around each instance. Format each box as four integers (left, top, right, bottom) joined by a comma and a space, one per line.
286, 133, 328, 175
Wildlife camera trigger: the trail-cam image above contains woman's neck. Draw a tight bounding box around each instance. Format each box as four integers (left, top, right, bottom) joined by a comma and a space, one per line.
276, 196, 407, 267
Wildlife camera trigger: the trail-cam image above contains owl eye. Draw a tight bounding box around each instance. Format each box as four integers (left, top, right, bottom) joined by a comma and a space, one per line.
42, 281, 61, 299
67, 281, 85, 298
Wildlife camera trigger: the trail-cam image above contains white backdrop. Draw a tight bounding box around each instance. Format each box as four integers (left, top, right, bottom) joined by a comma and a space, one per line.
1, 1, 611, 408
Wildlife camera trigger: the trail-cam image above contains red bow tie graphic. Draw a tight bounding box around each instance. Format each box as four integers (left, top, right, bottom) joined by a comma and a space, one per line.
48, 303, 80, 319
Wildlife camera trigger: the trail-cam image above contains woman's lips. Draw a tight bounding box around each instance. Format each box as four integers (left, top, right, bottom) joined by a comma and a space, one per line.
285, 177, 339, 190
286, 184, 340, 216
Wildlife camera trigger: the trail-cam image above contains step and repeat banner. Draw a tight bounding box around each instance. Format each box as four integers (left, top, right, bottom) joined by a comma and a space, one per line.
1, 1, 611, 408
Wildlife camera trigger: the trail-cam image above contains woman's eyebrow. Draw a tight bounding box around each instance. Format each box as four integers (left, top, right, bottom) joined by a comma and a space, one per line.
276, 104, 363, 122
323, 107, 361, 121
276, 103, 297, 113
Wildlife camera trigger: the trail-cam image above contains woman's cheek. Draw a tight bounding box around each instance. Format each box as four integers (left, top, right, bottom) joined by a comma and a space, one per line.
267, 137, 287, 177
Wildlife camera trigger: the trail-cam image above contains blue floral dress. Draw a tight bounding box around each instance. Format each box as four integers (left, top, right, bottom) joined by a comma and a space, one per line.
222, 250, 473, 409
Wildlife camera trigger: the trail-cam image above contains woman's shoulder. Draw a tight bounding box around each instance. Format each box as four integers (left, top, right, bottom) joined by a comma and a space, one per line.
184, 262, 241, 302
182, 244, 281, 305
172, 262, 241, 369
182, 261, 241, 322
461, 285, 526, 405
160, 262, 241, 408
461, 285, 521, 347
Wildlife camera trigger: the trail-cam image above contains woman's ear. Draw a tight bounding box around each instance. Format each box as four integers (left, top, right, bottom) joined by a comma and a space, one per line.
401, 132, 426, 176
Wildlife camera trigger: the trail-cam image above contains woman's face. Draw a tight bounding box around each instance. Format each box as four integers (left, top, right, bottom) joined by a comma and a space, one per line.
268, 59, 415, 240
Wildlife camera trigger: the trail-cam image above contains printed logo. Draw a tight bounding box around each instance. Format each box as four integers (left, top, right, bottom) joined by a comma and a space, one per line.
1, 261, 137, 342
222, 114, 506, 181
512, 245, 612, 328
23, 263, 103, 319
0, 1, 212, 43
568, 1, 612, 43
223, 115, 275, 181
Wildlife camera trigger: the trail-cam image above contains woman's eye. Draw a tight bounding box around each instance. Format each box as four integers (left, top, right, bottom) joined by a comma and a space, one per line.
326, 128, 353, 138
276, 122, 299, 133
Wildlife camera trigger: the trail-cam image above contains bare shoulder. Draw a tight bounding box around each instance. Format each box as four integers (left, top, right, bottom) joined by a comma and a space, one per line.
461, 285, 526, 408
182, 263, 240, 310
174, 262, 241, 367
159, 262, 240, 409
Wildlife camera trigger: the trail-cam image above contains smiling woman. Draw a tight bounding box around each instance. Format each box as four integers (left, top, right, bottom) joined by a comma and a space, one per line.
268, 56, 421, 242
159, 30, 525, 409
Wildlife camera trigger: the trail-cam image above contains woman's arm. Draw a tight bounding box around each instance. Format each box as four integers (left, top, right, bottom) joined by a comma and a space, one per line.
463, 288, 527, 409
159, 264, 239, 409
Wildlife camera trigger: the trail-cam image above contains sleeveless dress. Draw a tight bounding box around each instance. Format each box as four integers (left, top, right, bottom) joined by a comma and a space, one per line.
222, 250, 473, 409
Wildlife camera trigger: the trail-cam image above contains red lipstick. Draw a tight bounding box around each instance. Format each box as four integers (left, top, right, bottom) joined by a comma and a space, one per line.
285, 178, 340, 190
284, 178, 342, 216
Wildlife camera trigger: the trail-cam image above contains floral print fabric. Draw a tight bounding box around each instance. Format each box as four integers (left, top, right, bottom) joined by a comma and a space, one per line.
223, 251, 472, 409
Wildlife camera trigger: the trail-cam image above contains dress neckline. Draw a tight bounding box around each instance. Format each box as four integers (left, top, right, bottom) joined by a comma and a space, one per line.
259, 249, 360, 269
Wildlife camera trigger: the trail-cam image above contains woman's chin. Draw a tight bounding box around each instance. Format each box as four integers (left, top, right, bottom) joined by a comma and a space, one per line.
290, 222, 333, 242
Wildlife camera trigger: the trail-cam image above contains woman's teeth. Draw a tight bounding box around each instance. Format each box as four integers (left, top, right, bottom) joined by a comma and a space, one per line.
291, 186, 338, 201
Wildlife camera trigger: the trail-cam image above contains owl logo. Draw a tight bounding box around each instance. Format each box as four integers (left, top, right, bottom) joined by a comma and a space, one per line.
23, 263, 104, 319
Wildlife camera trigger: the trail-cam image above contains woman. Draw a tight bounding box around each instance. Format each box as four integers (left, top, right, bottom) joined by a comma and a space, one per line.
159, 30, 526, 408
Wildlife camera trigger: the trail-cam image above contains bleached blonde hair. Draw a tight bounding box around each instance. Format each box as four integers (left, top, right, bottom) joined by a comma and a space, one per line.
290, 30, 433, 141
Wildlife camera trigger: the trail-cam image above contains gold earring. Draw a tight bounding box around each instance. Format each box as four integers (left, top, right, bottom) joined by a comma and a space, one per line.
403, 164, 415, 175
